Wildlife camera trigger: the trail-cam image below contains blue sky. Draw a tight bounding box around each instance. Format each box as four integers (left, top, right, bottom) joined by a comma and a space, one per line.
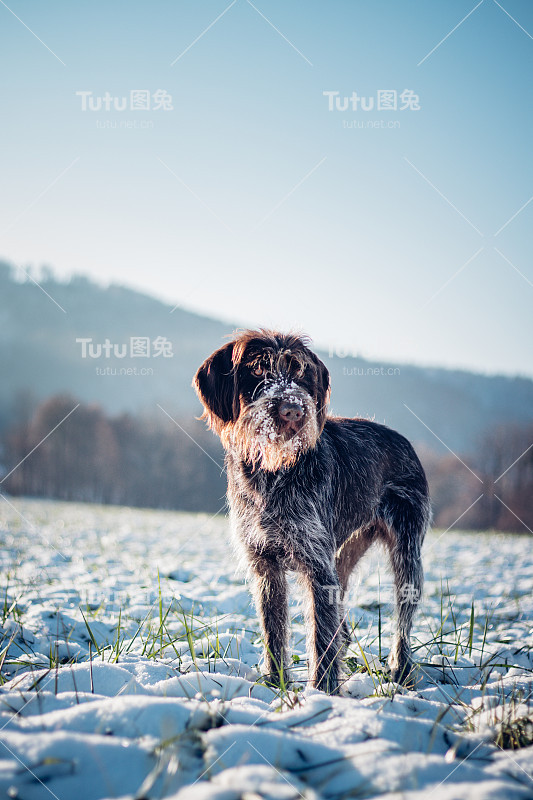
1, 0, 532, 375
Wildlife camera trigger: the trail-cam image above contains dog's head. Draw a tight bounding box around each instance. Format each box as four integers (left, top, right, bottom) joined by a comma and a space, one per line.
193, 329, 330, 471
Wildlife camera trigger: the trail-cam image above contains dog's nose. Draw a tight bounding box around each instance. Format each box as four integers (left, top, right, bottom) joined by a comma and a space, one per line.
279, 402, 303, 422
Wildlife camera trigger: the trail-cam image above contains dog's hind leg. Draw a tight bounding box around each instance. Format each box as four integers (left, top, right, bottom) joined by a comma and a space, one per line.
335, 525, 377, 644
382, 499, 427, 684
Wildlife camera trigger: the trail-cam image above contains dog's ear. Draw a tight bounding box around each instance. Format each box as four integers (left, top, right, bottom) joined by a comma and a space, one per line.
309, 351, 330, 430
193, 342, 237, 433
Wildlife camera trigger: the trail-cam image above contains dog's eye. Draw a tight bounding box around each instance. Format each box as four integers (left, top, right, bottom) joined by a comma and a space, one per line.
252, 365, 264, 377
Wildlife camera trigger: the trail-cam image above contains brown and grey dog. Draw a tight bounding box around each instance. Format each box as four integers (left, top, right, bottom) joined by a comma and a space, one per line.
194, 329, 430, 693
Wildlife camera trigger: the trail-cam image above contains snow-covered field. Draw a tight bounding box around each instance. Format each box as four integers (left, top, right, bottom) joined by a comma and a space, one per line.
1, 498, 532, 799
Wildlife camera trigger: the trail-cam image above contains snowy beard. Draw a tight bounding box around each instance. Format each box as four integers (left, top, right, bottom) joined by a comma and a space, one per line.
225, 379, 319, 472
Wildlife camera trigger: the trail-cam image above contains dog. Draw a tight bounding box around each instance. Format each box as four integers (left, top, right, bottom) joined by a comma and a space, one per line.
193, 329, 430, 693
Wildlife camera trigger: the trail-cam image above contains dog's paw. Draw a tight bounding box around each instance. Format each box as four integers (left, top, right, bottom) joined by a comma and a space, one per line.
259, 668, 291, 690
387, 657, 419, 688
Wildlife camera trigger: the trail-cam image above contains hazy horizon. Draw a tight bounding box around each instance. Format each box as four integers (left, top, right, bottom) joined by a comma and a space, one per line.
4, 260, 532, 380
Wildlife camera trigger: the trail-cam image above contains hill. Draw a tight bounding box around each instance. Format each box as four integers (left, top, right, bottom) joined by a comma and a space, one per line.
1, 261, 532, 454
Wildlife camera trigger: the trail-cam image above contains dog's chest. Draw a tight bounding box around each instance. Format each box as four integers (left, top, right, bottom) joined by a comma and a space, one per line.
228, 459, 331, 559
231, 461, 305, 516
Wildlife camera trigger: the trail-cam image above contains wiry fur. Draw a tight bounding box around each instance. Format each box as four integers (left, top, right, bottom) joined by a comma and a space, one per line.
193, 329, 431, 693
228, 378, 319, 471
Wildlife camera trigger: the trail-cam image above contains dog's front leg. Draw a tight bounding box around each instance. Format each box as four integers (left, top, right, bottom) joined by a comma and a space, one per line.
250, 556, 290, 687
300, 563, 342, 694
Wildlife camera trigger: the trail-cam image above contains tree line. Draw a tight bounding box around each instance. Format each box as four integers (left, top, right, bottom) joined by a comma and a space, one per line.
420, 422, 533, 533
1, 393, 531, 533
0, 394, 226, 513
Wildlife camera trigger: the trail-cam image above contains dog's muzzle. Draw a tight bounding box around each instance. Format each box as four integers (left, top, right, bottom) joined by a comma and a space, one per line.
229, 379, 319, 471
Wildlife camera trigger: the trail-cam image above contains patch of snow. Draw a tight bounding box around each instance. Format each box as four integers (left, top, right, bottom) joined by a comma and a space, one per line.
1, 499, 533, 799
